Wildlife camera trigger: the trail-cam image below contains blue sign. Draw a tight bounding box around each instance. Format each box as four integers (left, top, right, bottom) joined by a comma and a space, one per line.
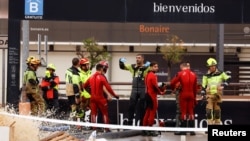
25, 0, 43, 16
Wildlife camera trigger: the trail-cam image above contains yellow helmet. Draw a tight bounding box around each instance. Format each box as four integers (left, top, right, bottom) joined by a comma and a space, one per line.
206, 58, 217, 67
29, 57, 41, 65
26, 56, 35, 64
47, 63, 56, 71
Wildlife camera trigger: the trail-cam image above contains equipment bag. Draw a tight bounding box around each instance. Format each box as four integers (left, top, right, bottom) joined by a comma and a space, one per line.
19, 87, 31, 115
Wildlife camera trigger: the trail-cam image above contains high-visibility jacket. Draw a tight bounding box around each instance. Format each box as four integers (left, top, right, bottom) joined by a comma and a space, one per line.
202, 69, 230, 94
23, 68, 39, 94
40, 75, 60, 99
120, 63, 149, 88
80, 69, 91, 98
65, 66, 81, 96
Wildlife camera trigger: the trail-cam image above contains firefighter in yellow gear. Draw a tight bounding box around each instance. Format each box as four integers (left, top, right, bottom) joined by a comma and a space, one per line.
201, 58, 231, 125
78, 58, 92, 120
23, 56, 45, 116
65, 58, 82, 119
40, 63, 60, 113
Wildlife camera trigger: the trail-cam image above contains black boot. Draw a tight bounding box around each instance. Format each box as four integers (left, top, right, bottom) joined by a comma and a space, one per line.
180, 120, 187, 135
174, 112, 182, 135
174, 131, 182, 135
174, 119, 182, 135
189, 120, 196, 136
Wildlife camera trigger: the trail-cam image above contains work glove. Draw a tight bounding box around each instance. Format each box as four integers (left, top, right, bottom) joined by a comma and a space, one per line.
119, 57, 126, 63
29, 79, 38, 85
221, 82, 229, 87
75, 93, 80, 98
225, 71, 232, 75
143, 61, 150, 67
200, 89, 206, 97
41, 86, 50, 91
50, 80, 56, 88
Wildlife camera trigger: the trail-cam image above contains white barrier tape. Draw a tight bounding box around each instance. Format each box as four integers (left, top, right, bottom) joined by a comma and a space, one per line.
0, 112, 207, 132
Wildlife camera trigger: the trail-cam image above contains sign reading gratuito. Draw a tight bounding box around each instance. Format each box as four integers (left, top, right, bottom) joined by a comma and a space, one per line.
208, 125, 250, 140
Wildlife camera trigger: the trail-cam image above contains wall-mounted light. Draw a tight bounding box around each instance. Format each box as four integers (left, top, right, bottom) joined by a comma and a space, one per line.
156, 46, 161, 53
76, 45, 81, 52
209, 46, 214, 53
236, 47, 241, 53
103, 45, 108, 51
49, 44, 54, 51
129, 46, 134, 52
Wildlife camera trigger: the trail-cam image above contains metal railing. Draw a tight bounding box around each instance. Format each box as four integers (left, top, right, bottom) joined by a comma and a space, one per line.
58, 82, 250, 99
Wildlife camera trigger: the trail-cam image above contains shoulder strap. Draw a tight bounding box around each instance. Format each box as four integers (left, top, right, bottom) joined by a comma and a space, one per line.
131, 64, 138, 77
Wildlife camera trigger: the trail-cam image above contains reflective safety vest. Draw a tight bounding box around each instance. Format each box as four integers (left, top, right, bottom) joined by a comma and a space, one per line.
23, 68, 39, 94
65, 67, 81, 96
123, 64, 149, 88
40, 76, 59, 99
202, 69, 230, 94
80, 69, 91, 98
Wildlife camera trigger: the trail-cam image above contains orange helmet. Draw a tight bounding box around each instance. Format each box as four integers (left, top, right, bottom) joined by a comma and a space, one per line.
80, 58, 89, 65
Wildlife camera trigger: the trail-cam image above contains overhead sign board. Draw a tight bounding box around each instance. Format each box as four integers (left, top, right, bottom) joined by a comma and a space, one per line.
9, 0, 250, 23
24, 0, 44, 20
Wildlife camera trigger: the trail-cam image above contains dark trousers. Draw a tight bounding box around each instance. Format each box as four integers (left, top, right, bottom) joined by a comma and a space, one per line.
127, 87, 146, 126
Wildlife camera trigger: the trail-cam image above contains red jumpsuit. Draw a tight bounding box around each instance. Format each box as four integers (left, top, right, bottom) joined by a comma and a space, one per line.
143, 71, 163, 126
170, 69, 197, 120
83, 71, 117, 126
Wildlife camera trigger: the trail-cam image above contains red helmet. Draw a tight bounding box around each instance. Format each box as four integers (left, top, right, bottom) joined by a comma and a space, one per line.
99, 61, 108, 68
80, 58, 89, 65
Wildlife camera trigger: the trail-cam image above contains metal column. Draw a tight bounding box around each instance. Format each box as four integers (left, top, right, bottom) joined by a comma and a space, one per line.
216, 24, 224, 71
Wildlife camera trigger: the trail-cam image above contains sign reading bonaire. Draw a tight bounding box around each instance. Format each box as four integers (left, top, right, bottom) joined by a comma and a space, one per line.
0, 36, 8, 48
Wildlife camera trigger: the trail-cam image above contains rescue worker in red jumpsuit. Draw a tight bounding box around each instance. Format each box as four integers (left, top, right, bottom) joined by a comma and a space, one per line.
170, 62, 198, 135
143, 61, 165, 136
83, 61, 119, 132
